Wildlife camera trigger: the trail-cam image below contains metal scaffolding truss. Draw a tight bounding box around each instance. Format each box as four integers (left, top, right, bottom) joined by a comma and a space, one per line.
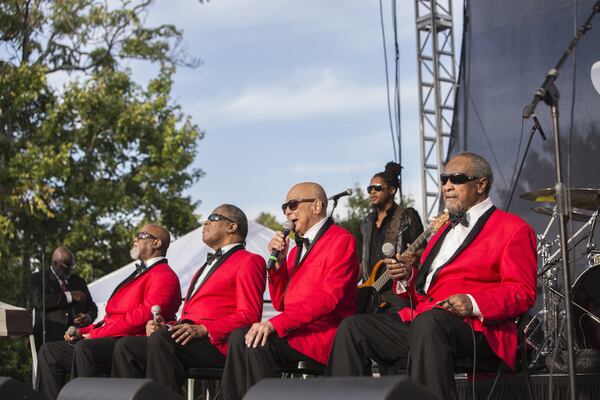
414, 0, 457, 221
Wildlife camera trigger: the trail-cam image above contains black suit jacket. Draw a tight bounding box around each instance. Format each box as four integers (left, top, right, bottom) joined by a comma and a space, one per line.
29, 268, 97, 350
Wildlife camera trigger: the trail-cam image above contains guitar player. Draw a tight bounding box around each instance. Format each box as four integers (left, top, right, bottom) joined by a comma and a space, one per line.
360, 161, 426, 312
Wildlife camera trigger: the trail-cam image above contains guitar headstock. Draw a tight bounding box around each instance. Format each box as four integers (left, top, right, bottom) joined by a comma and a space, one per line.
428, 210, 450, 233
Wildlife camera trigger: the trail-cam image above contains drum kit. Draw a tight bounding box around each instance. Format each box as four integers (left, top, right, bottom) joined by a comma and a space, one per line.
520, 187, 600, 367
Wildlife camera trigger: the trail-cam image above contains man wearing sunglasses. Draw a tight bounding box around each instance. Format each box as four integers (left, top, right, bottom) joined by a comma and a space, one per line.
111, 204, 266, 395
360, 161, 425, 312
36, 223, 181, 400
327, 152, 537, 400
220, 182, 359, 400
29, 246, 98, 352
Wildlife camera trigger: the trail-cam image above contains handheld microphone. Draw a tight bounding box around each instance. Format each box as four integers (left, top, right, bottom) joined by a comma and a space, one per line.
328, 188, 353, 201
67, 325, 77, 337
267, 220, 295, 270
382, 242, 407, 291
151, 305, 161, 322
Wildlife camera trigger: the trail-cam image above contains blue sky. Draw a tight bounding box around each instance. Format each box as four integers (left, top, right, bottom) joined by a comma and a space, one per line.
137, 0, 463, 224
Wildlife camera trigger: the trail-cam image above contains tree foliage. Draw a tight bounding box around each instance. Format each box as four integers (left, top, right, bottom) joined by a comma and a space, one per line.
0, 0, 204, 381
255, 212, 283, 232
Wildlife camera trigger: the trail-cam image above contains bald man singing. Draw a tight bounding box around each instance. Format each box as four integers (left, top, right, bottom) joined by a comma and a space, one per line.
220, 183, 359, 400
36, 224, 181, 400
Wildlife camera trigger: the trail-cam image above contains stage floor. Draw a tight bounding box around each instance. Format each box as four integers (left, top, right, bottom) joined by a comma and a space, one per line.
455, 372, 600, 400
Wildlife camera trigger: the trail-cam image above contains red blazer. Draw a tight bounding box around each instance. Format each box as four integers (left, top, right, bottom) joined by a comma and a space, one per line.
179, 246, 266, 355
395, 207, 537, 368
268, 220, 359, 364
80, 261, 181, 339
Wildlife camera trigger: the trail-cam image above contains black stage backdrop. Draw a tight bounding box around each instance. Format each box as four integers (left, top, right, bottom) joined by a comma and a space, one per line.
452, 0, 600, 279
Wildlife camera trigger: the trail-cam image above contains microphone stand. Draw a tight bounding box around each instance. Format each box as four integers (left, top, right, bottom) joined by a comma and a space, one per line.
329, 198, 340, 221
522, 3, 600, 398
504, 116, 547, 211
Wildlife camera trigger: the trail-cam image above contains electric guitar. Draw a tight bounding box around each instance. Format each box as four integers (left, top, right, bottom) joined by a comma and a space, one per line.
357, 211, 449, 313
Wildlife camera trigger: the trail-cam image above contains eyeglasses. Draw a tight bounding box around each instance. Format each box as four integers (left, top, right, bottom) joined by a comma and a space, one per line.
366, 184, 385, 193
56, 262, 75, 270
207, 213, 237, 224
136, 231, 158, 240
440, 173, 481, 185
281, 198, 316, 213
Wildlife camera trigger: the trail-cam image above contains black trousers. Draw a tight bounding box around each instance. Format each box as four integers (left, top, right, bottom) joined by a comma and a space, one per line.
111, 329, 226, 394
36, 337, 120, 400
325, 309, 497, 400
220, 326, 318, 400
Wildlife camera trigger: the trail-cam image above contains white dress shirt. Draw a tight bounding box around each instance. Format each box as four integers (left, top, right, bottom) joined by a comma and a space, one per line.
189, 242, 242, 298
424, 197, 494, 317
50, 265, 72, 303
297, 217, 328, 262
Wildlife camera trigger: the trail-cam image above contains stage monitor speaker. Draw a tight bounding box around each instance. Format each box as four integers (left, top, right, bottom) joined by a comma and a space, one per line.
243, 376, 439, 400
0, 377, 43, 399
57, 378, 183, 400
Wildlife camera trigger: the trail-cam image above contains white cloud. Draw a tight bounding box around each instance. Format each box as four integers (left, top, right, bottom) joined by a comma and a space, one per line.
192, 69, 387, 122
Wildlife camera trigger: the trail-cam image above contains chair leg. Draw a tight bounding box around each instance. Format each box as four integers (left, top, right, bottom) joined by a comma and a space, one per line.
187, 378, 195, 400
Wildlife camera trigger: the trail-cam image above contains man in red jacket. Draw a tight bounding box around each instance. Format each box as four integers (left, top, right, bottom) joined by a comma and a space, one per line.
110, 204, 266, 395
36, 223, 181, 400
220, 182, 359, 400
326, 152, 537, 400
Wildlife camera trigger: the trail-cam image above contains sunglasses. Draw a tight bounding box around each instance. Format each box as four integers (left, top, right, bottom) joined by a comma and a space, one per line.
366, 184, 385, 193
440, 173, 481, 185
207, 213, 237, 224
136, 231, 158, 240
56, 262, 76, 270
281, 198, 316, 213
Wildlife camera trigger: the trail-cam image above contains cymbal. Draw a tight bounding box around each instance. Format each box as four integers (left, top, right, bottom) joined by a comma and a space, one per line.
531, 206, 591, 222
520, 187, 600, 210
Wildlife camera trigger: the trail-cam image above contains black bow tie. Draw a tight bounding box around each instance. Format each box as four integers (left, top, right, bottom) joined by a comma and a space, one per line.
295, 236, 310, 249
135, 261, 147, 273
206, 249, 223, 264
449, 211, 469, 228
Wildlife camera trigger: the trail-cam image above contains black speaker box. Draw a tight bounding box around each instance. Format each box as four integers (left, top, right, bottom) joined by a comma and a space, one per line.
57, 378, 183, 400
0, 377, 43, 399
243, 376, 440, 400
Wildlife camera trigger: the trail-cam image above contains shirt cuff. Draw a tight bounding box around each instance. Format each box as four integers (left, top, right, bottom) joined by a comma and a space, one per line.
467, 294, 483, 320
64, 291, 73, 303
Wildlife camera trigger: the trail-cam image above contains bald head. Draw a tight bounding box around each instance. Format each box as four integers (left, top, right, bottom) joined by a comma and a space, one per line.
141, 223, 171, 255
284, 182, 328, 236
287, 182, 328, 217
52, 246, 74, 265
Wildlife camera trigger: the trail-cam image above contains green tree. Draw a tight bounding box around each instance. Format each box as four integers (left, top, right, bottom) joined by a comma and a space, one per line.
255, 212, 282, 231
0, 0, 203, 381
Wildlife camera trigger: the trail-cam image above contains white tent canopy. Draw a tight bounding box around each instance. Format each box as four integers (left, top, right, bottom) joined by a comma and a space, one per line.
88, 221, 277, 320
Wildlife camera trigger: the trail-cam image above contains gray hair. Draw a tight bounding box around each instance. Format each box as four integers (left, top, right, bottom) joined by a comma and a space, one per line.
454, 152, 494, 195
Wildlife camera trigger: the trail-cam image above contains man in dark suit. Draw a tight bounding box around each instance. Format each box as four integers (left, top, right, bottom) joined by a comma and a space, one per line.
29, 247, 98, 352
111, 204, 266, 395
326, 152, 538, 400
220, 182, 359, 400
36, 223, 181, 400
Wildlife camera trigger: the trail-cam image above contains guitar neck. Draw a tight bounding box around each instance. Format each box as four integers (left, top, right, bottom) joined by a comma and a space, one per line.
371, 226, 434, 292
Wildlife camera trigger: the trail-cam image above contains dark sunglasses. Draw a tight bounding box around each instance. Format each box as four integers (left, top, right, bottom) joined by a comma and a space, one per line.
366, 184, 385, 193
207, 213, 237, 224
136, 231, 158, 240
440, 173, 480, 185
281, 198, 316, 213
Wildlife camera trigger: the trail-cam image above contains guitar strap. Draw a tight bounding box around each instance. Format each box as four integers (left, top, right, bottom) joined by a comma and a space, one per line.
383, 205, 407, 253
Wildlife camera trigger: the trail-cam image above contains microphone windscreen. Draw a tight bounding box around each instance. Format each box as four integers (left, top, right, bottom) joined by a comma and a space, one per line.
151, 305, 161, 316
282, 220, 295, 234
346, 188, 353, 196
67, 325, 77, 337
381, 242, 396, 258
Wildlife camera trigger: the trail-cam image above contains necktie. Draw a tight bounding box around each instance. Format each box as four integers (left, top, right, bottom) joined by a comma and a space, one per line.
449, 211, 469, 228
60, 279, 68, 292
135, 261, 147, 274
206, 249, 223, 264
